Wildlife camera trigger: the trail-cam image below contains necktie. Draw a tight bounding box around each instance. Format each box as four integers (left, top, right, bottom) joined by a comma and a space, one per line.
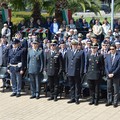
73, 50, 76, 55
62, 50, 65, 57
13, 48, 16, 54
111, 55, 114, 65
51, 51, 54, 55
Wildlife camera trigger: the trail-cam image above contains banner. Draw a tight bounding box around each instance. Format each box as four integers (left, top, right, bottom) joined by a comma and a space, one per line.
2, 8, 11, 22
62, 9, 72, 24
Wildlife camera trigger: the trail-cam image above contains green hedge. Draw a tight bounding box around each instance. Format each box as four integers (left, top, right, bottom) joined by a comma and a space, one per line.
12, 11, 50, 25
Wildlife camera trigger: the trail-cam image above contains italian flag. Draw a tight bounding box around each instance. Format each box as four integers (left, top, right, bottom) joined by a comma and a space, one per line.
2, 8, 11, 22
62, 9, 72, 24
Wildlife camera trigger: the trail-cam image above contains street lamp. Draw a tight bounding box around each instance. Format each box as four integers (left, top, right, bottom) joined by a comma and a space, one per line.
111, 0, 114, 31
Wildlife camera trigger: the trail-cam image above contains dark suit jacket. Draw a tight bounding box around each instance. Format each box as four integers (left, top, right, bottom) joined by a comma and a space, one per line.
66, 49, 85, 77
105, 53, 120, 79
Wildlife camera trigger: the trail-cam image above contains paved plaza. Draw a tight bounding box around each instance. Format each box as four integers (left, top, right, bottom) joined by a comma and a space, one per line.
0, 81, 120, 120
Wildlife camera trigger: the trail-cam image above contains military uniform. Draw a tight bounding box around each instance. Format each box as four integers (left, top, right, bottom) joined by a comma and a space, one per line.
44, 43, 62, 101
8, 39, 25, 97
86, 44, 104, 105
27, 40, 43, 99
66, 39, 85, 104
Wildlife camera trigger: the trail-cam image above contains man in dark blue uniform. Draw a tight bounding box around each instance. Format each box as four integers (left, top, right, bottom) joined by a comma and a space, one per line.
7, 39, 25, 97
44, 40, 62, 101
86, 43, 104, 105
66, 39, 85, 104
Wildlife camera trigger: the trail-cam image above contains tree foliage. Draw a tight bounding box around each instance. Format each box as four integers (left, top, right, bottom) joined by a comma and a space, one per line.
114, 0, 120, 12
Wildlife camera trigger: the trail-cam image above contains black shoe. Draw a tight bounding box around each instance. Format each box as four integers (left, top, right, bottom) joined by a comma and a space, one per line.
75, 100, 80, 105
16, 94, 21, 97
67, 99, 75, 103
0, 85, 6, 88
54, 96, 58, 102
105, 102, 112, 106
10, 93, 16, 97
48, 97, 54, 101
113, 103, 118, 108
89, 100, 94, 105
36, 96, 40, 99
30, 96, 36, 99
94, 101, 98, 106
6, 85, 10, 89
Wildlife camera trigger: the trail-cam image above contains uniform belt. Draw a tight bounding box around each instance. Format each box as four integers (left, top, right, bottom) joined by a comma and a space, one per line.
9, 64, 18, 67
9, 62, 22, 67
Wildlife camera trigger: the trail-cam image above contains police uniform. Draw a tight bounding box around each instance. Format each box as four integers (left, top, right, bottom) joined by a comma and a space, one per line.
66, 39, 85, 104
8, 39, 25, 97
44, 40, 62, 101
86, 43, 104, 105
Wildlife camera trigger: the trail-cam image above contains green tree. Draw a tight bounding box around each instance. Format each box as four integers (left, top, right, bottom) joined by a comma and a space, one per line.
67, 0, 101, 14
114, 0, 120, 12
44, 0, 101, 23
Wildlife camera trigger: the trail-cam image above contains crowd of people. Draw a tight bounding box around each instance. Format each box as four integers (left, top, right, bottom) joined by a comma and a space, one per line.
0, 16, 120, 108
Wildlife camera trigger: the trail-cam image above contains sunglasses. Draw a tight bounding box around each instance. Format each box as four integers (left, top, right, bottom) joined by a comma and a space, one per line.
91, 47, 97, 49
102, 44, 108, 46
110, 48, 115, 50
33, 43, 38, 44
51, 44, 56, 46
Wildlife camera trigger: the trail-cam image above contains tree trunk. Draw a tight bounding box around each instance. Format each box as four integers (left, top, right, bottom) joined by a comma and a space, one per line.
31, 1, 41, 23
55, 0, 67, 24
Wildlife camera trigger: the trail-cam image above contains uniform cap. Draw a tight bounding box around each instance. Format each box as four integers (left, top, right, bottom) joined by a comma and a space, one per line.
115, 41, 120, 45
71, 39, 78, 45
32, 39, 40, 44
86, 39, 91, 43
51, 39, 58, 45
91, 43, 99, 48
78, 33, 83, 38
102, 40, 109, 45
12, 38, 20, 44
90, 34, 97, 38
60, 40, 65, 44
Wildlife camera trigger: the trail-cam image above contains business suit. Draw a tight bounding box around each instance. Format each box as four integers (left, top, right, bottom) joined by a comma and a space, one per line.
44, 50, 62, 101
27, 48, 43, 98
86, 53, 104, 105
105, 53, 120, 106
66, 49, 85, 103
